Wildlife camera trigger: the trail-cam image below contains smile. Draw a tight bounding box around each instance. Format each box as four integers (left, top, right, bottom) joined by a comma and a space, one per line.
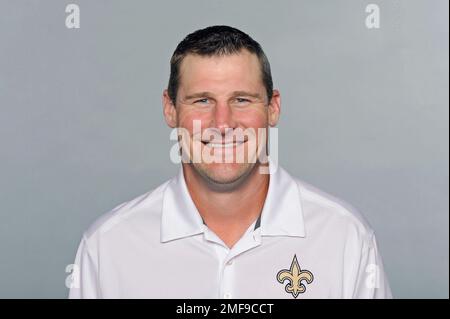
204, 141, 245, 148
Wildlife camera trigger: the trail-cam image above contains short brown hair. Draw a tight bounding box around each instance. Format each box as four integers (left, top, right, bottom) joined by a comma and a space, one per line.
167, 25, 273, 104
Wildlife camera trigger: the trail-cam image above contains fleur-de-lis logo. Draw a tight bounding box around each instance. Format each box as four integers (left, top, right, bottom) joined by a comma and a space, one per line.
276, 255, 314, 298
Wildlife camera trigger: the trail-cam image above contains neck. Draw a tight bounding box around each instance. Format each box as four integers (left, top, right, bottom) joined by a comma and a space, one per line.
183, 163, 269, 248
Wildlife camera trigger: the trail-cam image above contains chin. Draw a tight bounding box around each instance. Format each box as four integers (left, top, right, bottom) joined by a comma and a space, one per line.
194, 162, 255, 186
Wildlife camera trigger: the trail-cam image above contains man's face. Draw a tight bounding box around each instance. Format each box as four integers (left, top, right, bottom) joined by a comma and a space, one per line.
164, 49, 280, 187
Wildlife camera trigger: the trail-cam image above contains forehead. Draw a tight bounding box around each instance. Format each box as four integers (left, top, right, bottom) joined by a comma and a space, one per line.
178, 50, 263, 93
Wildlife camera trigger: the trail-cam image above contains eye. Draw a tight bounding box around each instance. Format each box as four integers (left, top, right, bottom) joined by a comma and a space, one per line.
235, 97, 251, 103
194, 98, 209, 104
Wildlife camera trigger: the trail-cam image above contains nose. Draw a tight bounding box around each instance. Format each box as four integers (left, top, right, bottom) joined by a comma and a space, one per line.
211, 101, 237, 134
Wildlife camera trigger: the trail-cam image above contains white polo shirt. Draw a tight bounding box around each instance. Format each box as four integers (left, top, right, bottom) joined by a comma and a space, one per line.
68, 164, 392, 299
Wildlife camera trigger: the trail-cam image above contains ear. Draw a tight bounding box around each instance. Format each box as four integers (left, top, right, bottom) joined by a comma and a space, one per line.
162, 89, 177, 128
268, 89, 281, 127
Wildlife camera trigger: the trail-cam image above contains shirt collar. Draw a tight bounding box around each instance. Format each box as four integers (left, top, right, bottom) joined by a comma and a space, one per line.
258, 163, 306, 238
160, 161, 306, 243
160, 166, 205, 243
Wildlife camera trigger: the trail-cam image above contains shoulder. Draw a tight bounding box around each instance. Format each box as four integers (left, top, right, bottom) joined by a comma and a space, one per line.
82, 179, 171, 242
292, 175, 375, 243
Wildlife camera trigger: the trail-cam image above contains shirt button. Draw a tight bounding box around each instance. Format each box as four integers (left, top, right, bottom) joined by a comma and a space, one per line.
223, 292, 232, 299
226, 259, 233, 266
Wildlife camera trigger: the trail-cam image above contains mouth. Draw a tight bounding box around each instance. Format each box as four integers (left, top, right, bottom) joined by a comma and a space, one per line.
202, 140, 246, 149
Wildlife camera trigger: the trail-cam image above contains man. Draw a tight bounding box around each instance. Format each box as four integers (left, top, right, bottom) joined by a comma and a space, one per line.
69, 25, 392, 298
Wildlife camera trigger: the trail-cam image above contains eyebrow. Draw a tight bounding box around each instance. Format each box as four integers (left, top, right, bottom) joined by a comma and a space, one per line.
183, 91, 263, 100
183, 92, 214, 100
230, 91, 263, 99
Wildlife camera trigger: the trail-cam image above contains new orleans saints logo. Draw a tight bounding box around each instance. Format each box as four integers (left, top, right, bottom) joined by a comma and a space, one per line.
276, 255, 314, 298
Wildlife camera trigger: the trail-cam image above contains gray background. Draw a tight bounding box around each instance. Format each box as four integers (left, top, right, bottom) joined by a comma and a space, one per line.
0, 0, 448, 298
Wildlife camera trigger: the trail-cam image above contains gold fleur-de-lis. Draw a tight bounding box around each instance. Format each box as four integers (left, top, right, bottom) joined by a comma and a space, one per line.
276, 255, 314, 298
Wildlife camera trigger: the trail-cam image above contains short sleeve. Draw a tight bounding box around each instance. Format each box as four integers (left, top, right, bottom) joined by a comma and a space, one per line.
68, 235, 100, 299
352, 232, 393, 299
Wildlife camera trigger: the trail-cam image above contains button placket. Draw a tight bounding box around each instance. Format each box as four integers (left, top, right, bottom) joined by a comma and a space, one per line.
221, 254, 235, 299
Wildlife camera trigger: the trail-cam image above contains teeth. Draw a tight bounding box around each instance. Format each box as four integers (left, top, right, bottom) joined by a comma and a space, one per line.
206, 142, 243, 148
